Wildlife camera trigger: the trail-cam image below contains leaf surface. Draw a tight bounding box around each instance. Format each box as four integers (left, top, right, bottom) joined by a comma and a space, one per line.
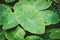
14, 1, 45, 34
5, 26, 25, 40
39, 10, 60, 25
0, 4, 18, 30
48, 28, 60, 39
33, 0, 52, 10
25, 36, 43, 40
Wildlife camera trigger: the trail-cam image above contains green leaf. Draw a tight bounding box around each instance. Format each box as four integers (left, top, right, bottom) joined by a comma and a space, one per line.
14, 1, 45, 34
39, 10, 60, 25
0, 27, 5, 40
33, 0, 52, 10
19, 0, 37, 4
5, 26, 25, 40
0, 4, 18, 30
2, 13, 18, 30
5, 0, 15, 2
0, 18, 2, 25
48, 28, 60, 39
19, 0, 52, 10
0, 32, 5, 40
25, 36, 43, 40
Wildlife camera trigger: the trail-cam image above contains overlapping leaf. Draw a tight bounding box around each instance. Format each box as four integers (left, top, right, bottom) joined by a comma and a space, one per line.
25, 36, 43, 40
0, 4, 18, 30
5, 26, 25, 40
33, 0, 52, 10
39, 10, 60, 25
0, 0, 60, 40
48, 28, 60, 39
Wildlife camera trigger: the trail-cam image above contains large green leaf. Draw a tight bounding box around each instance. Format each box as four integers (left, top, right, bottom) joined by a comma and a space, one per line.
48, 28, 60, 39
25, 36, 43, 40
0, 4, 18, 30
14, 1, 45, 34
39, 10, 60, 25
5, 26, 25, 40
33, 0, 52, 10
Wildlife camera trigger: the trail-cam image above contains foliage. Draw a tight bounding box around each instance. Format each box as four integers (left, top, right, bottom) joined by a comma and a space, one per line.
0, 0, 60, 40
5, 0, 15, 2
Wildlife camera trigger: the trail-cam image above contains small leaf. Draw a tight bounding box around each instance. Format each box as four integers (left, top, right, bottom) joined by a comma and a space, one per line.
25, 36, 43, 40
0, 4, 18, 30
2, 13, 18, 30
33, 0, 52, 10
39, 10, 60, 25
5, 26, 25, 40
48, 28, 60, 39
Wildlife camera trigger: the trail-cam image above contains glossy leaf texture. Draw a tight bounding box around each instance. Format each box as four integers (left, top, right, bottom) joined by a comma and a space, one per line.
25, 36, 43, 40
48, 28, 60, 39
5, 0, 15, 2
39, 10, 60, 25
5, 26, 25, 40
14, 1, 45, 34
0, 4, 18, 30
